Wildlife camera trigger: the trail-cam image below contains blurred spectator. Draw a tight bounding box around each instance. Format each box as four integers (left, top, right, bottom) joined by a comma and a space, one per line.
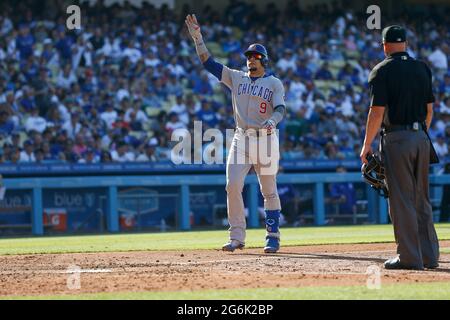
19, 86, 37, 112
25, 107, 47, 133
196, 100, 219, 129
144, 51, 161, 67
56, 64, 77, 89
111, 141, 135, 162
32, 67, 53, 116
433, 133, 448, 158
55, 29, 74, 62
337, 62, 359, 84
16, 24, 34, 60
222, 34, 241, 54
288, 74, 307, 100
276, 49, 297, 72
122, 40, 142, 64
41, 141, 54, 161
166, 112, 186, 132
0, 15, 13, 36
167, 56, 186, 79
0, 110, 14, 135
296, 59, 313, 81
19, 140, 35, 162
73, 133, 87, 157
34, 148, 44, 163
10, 147, 21, 164
62, 113, 81, 139
324, 142, 344, 160
192, 72, 213, 95
10, 132, 21, 149
276, 183, 302, 225
78, 148, 99, 164
315, 62, 334, 80
225, 0, 249, 28
440, 96, 450, 114
428, 44, 448, 77
166, 75, 183, 97
439, 74, 450, 95
136, 144, 158, 162
170, 95, 189, 125
124, 99, 149, 125
112, 110, 131, 131
100, 103, 118, 130
326, 166, 357, 219
100, 150, 112, 163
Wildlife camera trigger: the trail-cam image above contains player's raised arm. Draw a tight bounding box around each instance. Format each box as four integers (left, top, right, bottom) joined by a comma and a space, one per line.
185, 14, 229, 84
185, 14, 210, 63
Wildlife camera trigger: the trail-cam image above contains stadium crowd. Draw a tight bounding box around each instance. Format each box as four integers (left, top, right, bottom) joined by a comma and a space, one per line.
0, 0, 449, 164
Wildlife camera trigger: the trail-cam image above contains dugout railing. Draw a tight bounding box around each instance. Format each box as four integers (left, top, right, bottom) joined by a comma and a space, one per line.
2, 173, 449, 235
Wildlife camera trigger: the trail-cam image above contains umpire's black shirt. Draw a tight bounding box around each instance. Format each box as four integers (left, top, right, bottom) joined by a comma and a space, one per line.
368, 51, 435, 126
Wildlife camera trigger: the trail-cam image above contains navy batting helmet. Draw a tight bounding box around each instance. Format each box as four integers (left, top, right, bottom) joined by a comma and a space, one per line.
244, 43, 269, 67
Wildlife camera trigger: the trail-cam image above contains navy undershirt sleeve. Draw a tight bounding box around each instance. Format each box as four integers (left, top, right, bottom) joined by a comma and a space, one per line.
203, 56, 223, 81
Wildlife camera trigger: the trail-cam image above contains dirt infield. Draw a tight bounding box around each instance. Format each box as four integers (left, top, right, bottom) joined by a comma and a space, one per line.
0, 241, 449, 297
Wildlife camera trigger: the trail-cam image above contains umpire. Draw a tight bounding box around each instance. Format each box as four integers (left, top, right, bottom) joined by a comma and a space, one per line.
360, 25, 440, 270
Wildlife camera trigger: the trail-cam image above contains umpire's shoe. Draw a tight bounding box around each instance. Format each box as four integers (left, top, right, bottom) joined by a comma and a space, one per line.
222, 240, 245, 252
384, 257, 424, 270
264, 236, 280, 253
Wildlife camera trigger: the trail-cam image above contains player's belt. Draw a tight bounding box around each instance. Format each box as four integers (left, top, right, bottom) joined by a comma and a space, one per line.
235, 128, 272, 137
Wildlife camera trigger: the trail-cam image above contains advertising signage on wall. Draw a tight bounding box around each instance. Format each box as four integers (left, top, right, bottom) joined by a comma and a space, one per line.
0, 186, 221, 234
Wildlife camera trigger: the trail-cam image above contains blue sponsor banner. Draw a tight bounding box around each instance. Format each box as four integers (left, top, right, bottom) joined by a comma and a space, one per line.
0, 187, 107, 234
0, 189, 33, 234
42, 188, 107, 233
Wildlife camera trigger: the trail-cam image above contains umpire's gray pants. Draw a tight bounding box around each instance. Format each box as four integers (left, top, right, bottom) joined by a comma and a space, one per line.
383, 130, 440, 268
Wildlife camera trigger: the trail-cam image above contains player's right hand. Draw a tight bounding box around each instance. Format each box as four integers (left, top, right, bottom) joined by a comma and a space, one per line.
185, 14, 202, 42
261, 119, 276, 135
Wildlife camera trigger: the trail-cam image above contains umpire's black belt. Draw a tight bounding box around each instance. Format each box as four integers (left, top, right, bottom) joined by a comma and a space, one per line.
382, 122, 424, 135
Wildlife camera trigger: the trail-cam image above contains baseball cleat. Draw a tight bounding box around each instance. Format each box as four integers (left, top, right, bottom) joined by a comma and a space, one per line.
264, 236, 280, 253
222, 240, 245, 252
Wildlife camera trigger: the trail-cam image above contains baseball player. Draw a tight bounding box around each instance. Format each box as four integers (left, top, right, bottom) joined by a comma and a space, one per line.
185, 14, 286, 253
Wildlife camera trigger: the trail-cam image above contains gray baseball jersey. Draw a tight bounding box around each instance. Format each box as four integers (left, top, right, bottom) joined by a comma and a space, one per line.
221, 65, 285, 129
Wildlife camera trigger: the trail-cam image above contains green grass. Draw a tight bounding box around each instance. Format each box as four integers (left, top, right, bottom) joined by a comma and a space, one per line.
4, 282, 450, 300
0, 223, 449, 256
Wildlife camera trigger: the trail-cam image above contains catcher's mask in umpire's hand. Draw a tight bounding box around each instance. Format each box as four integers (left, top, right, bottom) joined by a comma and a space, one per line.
362, 153, 389, 198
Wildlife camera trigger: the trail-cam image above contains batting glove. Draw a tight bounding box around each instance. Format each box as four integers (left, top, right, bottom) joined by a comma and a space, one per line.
261, 119, 276, 134
185, 14, 203, 43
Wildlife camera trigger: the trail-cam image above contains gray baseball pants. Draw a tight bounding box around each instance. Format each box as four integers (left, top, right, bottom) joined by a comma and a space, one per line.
225, 129, 281, 243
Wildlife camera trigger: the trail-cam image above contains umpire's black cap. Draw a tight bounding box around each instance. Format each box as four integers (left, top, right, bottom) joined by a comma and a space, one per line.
382, 25, 406, 43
